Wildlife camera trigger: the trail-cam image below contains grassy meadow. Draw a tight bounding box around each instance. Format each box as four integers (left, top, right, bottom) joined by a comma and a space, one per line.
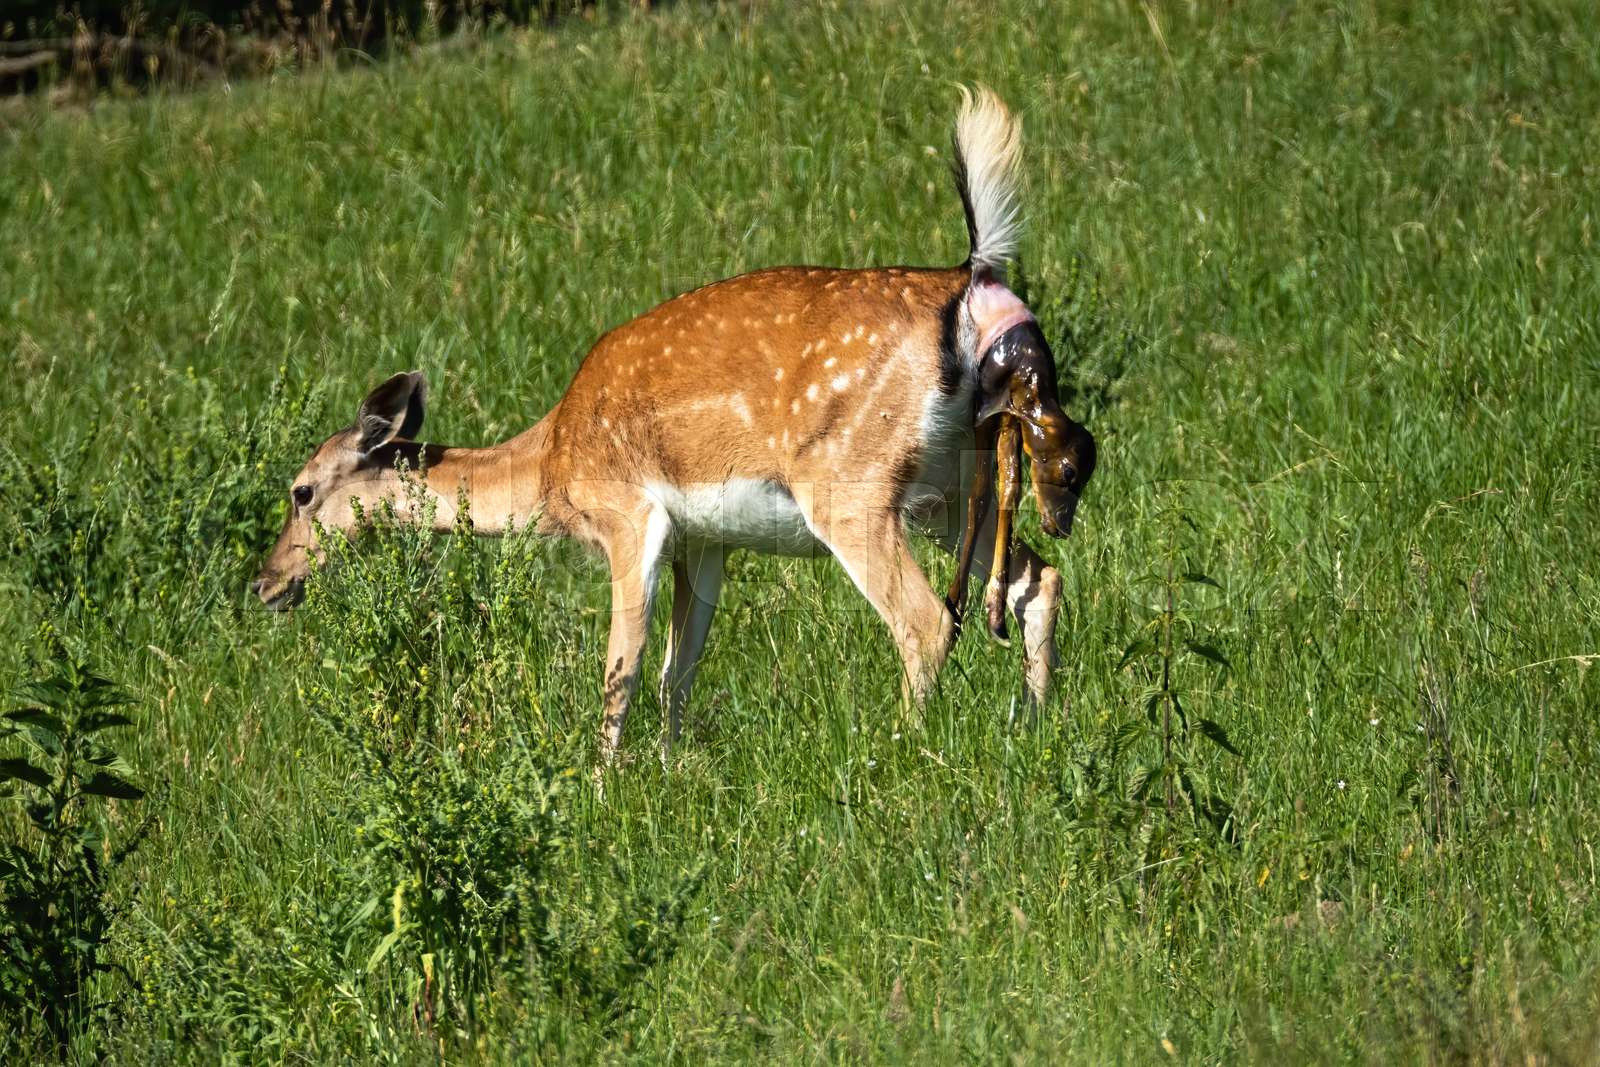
3, 0, 1599, 1061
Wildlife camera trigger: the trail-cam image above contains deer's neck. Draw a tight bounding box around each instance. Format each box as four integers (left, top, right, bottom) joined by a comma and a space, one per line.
401, 415, 555, 536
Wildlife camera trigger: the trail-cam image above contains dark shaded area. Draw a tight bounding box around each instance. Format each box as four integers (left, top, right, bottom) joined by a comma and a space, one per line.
0, 1, 641, 96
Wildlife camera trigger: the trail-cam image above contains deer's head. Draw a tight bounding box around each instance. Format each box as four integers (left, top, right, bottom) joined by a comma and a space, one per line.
252, 371, 428, 609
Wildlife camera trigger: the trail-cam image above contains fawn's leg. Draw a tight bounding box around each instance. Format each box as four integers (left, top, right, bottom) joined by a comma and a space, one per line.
1002, 542, 1062, 705
943, 498, 1062, 705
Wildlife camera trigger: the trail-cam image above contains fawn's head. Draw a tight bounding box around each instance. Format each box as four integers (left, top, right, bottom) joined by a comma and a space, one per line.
252, 371, 428, 609
969, 280, 1097, 536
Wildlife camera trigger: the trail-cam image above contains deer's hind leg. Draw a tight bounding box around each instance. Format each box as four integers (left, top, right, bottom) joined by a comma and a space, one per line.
658, 540, 724, 761
801, 494, 955, 706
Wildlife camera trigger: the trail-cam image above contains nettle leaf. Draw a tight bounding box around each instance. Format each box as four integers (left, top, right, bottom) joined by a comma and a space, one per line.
1196, 719, 1242, 757
78, 676, 134, 709
4, 707, 65, 737
1185, 641, 1232, 669
1118, 638, 1158, 671
79, 771, 144, 801
0, 758, 52, 788
18, 678, 73, 708
27, 730, 63, 758
78, 711, 135, 734
1126, 764, 1155, 801
1108, 720, 1146, 758
1182, 572, 1222, 589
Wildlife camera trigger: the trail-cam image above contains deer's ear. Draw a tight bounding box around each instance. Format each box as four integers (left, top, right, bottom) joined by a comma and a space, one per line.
356, 371, 427, 455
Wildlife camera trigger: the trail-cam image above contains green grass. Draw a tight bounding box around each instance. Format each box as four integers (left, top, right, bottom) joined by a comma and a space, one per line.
3, 0, 1599, 1061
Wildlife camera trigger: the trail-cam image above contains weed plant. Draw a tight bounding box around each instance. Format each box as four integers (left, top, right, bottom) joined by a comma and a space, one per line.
0, 632, 147, 1057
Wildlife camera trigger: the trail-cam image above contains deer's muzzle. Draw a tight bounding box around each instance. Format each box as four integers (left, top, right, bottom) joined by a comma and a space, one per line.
252, 572, 305, 610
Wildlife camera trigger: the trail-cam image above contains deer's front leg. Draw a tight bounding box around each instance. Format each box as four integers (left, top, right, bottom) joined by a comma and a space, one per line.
596, 506, 671, 765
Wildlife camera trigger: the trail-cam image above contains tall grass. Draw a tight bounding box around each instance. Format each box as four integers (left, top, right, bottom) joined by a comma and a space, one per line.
1, 0, 1597, 1060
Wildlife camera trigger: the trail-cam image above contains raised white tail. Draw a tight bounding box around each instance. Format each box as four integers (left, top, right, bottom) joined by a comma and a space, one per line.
952, 85, 1024, 276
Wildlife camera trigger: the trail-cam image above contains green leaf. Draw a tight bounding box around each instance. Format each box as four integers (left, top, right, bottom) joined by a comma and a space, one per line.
1182, 572, 1222, 589
79, 771, 144, 800
1118, 638, 1157, 671
351, 894, 382, 925
1126, 764, 1155, 801
79, 712, 135, 734
0, 758, 51, 788
24, 728, 62, 757
366, 923, 415, 973
1185, 641, 1232, 669
17, 678, 72, 709
4, 707, 65, 737
1107, 720, 1146, 759
1196, 719, 1242, 757
0, 842, 39, 873
77, 676, 134, 710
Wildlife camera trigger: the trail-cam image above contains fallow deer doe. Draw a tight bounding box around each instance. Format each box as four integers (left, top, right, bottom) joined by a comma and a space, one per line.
253, 87, 1097, 763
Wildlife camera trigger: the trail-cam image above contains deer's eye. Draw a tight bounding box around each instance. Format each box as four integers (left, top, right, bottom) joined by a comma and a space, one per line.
292, 485, 314, 508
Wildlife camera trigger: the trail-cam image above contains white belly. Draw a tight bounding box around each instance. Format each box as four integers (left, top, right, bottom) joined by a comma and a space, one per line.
644, 381, 974, 559
647, 478, 820, 556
